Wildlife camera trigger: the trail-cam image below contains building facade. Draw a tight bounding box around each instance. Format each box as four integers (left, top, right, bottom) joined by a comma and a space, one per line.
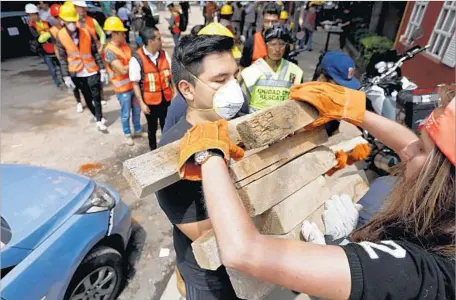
395, 1, 455, 87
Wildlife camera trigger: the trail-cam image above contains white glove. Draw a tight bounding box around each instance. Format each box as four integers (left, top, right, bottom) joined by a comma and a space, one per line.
301, 221, 326, 245
323, 194, 362, 240
63, 76, 76, 89
100, 69, 109, 85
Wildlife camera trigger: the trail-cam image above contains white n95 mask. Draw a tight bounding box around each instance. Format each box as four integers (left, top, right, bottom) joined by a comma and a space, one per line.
213, 79, 244, 120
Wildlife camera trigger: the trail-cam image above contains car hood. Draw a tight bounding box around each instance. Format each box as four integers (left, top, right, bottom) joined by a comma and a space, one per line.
1, 164, 94, 250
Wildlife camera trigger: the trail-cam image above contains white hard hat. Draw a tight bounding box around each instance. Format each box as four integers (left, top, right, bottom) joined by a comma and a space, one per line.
25, 3, 39, 14
73, 1, 88, 8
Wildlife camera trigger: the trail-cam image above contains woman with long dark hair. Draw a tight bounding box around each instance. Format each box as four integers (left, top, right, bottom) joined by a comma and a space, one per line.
176, 82, 455, 300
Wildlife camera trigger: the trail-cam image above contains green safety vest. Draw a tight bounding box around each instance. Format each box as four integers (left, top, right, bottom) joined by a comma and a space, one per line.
241, 58, 303, 112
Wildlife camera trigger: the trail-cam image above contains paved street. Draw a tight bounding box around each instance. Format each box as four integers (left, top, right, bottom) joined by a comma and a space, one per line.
1, 5, 340, 300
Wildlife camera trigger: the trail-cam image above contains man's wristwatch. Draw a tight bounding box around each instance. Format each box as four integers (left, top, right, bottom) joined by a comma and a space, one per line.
194, 150, 224, 165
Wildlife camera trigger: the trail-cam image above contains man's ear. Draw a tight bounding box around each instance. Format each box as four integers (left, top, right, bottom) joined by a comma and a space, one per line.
178, 80, 195, 102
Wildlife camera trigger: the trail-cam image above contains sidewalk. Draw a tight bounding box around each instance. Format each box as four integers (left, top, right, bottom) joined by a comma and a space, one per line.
295, 28, 343, 82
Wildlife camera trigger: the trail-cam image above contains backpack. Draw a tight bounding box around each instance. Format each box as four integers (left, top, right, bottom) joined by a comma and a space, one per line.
179, 12, 188, 32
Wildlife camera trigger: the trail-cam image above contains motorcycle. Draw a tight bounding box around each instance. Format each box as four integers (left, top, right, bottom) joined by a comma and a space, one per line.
359, 44, 439, 174
360, 44, 430, 120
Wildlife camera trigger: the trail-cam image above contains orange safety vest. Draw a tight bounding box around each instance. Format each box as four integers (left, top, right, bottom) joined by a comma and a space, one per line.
104, 42, 133, 93
29, 20, 55, 54
50, 26, 59, 39
57, 27, 99, 74
136, 48, 173, 105
81, 16, 98, 41
252, 31, 267, 63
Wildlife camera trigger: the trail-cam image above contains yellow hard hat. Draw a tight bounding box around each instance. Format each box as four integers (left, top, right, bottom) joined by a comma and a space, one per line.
221, 4, 233, 15
280, 10, 288, 20
198, 23, 240, 58
104, 16, 127, 32
277, 1, 283, 6
198, 22, 234, 38
59, 2, 79, 22
309, 1, 323, 7
232, 45, 241, 59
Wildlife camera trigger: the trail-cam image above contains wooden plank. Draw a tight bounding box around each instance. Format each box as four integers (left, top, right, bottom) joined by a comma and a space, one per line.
122, 114, 250, 198
238, 146, 336, 216
230, 127, 328, 187
257, 170, 369, 235
236, 101, 318, 149
123, 100, 317, 198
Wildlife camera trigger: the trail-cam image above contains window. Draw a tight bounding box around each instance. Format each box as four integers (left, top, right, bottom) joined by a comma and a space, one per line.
428, 1, 456, 59
403, 1, 428, 43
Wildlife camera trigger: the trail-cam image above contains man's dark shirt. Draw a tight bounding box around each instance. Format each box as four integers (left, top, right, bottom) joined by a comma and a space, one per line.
155, 117, 233, 289
163, 93, 187, 134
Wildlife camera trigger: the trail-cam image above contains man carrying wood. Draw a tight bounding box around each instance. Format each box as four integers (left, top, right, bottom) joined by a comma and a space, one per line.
155, 33, 244, 299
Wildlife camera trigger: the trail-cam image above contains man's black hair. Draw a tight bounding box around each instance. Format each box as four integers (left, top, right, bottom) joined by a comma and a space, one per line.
263, 2, 280, 16
171, 34, 234, 90
139, 27, 160, 45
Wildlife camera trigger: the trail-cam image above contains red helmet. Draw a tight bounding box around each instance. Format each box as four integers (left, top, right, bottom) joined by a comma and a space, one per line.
50, 4, 60, 17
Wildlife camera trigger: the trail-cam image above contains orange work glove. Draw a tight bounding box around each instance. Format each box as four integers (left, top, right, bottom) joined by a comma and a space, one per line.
290, 82, 366, 129
349, 143, 371, 161
178, 120, 245, 181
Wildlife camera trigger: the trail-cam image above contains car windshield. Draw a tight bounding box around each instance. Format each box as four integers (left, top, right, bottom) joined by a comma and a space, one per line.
1, 217, 12, 249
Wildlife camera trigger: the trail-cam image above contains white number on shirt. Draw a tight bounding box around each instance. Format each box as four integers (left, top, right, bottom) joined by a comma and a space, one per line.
358, 240, 407, 259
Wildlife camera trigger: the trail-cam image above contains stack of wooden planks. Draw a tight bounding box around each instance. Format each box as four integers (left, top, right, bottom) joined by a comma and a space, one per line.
123, 100, 370, 300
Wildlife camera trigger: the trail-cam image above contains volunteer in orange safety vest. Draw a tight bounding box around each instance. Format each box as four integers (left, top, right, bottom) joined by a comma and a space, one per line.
25, 3, 62, 88
103, 17, 146, 146
73, 1, 108, 105
56, 3, 109, 132
240, 3, 290, 69
129, 27, 173, 150
49, 3, 84, 113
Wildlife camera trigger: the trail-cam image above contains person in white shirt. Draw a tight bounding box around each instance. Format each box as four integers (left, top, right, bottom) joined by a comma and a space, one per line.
129, 27, 173, 150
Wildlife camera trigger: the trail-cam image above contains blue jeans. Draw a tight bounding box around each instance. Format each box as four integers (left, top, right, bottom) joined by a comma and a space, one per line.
172, 33, 181, 46
42, 54, 61, 87
116, 90, 141, 135
300, 29, 313, 50
357, 176, 397, 227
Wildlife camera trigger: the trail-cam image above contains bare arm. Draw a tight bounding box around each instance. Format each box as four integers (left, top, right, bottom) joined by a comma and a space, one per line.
360, 110, 419, 161
111, 59, 129, 75
201, 156, 351, 300
176, 220, 213, 241
132, 82, 145, 105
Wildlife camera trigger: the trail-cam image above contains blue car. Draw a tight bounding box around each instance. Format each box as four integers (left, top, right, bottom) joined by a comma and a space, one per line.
1, 164, 132, 300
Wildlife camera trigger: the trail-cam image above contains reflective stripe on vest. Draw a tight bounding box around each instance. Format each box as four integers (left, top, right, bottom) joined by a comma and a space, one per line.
29, 20, 55, 54
29, 20, 50, 34
247, 59, 291, 93
252, 32, 267, 63
104, 42, 133, 93
58, 27, 99, 74
244, 58, 303, 111
136, 48, 173, 105
50, 26, 59, 39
